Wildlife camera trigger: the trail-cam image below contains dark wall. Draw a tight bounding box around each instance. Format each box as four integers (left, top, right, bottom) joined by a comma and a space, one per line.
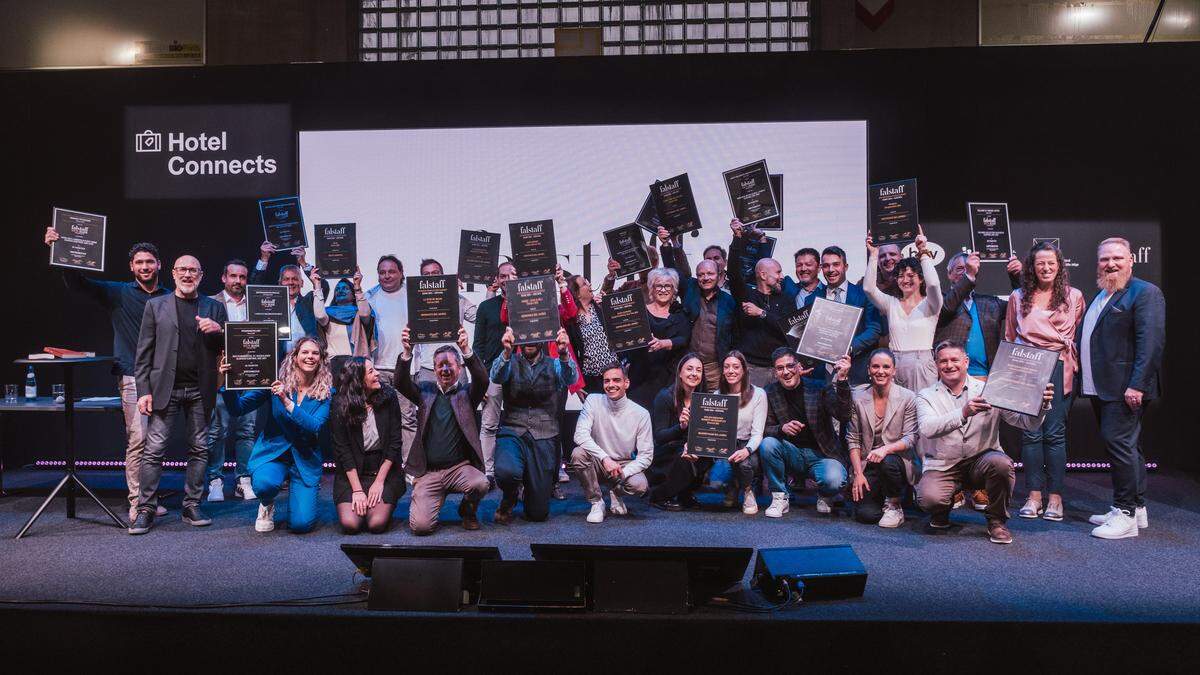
1, 43, 1195, 470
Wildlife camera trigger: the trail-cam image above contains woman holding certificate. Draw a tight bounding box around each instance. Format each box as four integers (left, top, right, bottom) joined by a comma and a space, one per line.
220, 337, 333, 534
647, 353, 705, 511
311, 268, 376, 363
864, 228, 942, 394
715, 350, 768, 515
566, 274, 619, 394
626, 268, 691, 411
1005, 242, 1084, 522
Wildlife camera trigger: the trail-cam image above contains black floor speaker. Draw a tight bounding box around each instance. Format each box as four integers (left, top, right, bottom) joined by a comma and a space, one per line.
478, 560, 587, 611
368, 557, 465, 612
593, 560, 690, 614
753, 545, 867, 602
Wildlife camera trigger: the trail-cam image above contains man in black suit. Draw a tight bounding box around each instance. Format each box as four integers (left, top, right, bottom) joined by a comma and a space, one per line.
129, 255, 227, 534
1080, 237, 1166, 540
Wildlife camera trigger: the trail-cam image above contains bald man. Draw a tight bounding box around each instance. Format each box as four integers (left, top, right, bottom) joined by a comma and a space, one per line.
727, 220, 799, 386
660, 229, 739, 391
129, 255, 228, 534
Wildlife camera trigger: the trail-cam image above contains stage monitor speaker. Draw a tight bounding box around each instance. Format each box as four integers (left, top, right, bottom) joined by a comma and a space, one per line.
367, 557, 464, 612
341, 543, 501, 605
478, 560, 587, 612
593, 559, 690, 614
753, 545, 867, 602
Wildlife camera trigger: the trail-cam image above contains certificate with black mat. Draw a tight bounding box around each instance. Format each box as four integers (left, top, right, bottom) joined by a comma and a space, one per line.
504, 275, 559, 345
687, 393, 739, 459
600, 289, 652, 352
225, 322, 278, 390
982, 341, 1057, 416
406, 274, 460, 343
795, 297, 862, 365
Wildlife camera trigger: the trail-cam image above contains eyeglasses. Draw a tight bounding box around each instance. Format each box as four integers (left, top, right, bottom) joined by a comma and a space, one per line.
774, 362, 799, 372
652, 284, 675, 291
173, 266, 202, 276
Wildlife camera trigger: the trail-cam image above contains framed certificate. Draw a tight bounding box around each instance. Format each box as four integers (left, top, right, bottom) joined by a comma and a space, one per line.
458, 230, 501, 285
49, 207, 106, 272
224, 321, 279, 390
406, 274, 460, 343
314, 222, 357, 277
723, 159, 779, 227
687, 393, 740, 459
600, 289, 652, 352
779, 306, 817, 369
504, 275, 560, 345
868, 179, 919, 246
258, 196, 307, 251
246, 285, 291, 339
509, 220, 557, 278
738, 235, 776, 284
634, 193, 663, 235
650, 173, 702, 237
796, 297, 863, 365
982, 341, 1058, 416
603, 224, 652, 277
968, 202, 1013, 263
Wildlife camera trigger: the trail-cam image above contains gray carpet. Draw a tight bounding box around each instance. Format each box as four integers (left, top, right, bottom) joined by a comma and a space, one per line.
1, 468, 1199, 623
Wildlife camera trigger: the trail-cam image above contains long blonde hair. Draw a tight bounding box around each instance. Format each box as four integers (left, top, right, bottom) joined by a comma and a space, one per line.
279, 337, 333, 401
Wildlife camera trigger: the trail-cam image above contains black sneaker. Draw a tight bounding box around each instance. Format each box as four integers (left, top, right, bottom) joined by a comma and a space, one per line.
128, 510, 154, 535
650, 497, 683, 512
928, 511, 951, 530
678, 493, 701, 510
181, 505, 213, 527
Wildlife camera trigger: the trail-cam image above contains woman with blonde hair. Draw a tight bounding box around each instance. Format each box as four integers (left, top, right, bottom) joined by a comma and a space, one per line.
626, 267, 691, 410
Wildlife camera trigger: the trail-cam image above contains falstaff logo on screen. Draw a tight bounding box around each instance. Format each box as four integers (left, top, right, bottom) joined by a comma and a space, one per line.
134, 129, 279, 176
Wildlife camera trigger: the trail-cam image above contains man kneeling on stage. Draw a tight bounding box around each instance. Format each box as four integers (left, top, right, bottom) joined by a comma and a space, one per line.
915, 340, 1052, 544
397, 325, 491, 534
570, 364, 654, 523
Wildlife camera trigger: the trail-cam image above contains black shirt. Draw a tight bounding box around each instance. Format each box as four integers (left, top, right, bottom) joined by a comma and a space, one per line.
781, 384, 819, 449
62, 272, 170, 377
173, 295, 200, 388
423, 388, 468, 470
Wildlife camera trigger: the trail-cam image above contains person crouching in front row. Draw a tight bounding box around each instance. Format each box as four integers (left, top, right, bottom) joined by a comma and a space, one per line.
847, 349, 918, 528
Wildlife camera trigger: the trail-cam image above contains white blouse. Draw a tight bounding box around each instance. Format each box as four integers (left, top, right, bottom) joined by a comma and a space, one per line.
719, 385, 768, 453
864, 253, 943, 352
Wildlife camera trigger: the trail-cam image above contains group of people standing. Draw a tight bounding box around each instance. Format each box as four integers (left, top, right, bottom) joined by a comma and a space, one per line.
43, 215, 1164, 543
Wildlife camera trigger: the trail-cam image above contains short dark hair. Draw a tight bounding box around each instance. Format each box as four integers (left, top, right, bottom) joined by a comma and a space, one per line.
128, 242, 160, 263
432, 344, 463, 365
770, 346, 798, 364
821, 246, 847, 263
933, 340, 966, 357
222, 258, 249, 276
419, 258, 443, 273
377, 255, 402, 270
703, 245, 727, 260
867, 347, 896, 365
793, 247, 820, 263
601, 363, 629, 380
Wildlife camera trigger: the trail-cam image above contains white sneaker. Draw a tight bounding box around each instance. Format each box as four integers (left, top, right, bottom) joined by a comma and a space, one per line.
1091, 509, 1138, 539
207, 477, 224, 502
741, 487, 759, 515
608, 490, 628, 516
764, 492, 790, 518
815, 496, 832, 514
1088, 505, 1148, 529
878, 503, 905, 528
586, 500, 606, 524
255, 503, 275, 532
234, 476, 256, 500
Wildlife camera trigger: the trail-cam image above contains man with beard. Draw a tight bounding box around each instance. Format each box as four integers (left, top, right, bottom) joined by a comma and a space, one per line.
660, 228, 738, 391
702, 244, 731, 291
727, 219, 799, 387
204, 259, 258, 502
365, 255, 418, 462
1080, 237, 1165, 540
792, 247, 822, 308
803, 246, 882, 386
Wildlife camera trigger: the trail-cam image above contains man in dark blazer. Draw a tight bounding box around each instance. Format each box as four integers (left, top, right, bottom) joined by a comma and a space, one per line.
473, 261, 517, 481
803, 246, 883, 386
130, 255, 227, 534
396, 325, 491, 534
250, 241, 327, 349
1080, 238, 1166, 540
936, 250, 1022, 377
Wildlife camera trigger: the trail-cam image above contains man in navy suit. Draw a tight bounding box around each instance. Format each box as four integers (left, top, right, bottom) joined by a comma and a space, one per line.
1079, 237, 1165, 540
803, 246, 883, 386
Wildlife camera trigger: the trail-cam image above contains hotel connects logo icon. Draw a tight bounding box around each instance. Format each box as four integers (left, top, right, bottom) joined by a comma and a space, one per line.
135, 130, 162, 153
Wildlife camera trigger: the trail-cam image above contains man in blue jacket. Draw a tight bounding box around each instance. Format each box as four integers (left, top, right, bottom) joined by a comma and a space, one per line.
659, 228, 738, 391
803, 245, 883, 386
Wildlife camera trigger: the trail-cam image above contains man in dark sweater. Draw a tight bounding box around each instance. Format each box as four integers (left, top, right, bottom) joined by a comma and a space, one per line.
45, 228, 171, 521
726, 220, 799, 387
474, 261, 517, 481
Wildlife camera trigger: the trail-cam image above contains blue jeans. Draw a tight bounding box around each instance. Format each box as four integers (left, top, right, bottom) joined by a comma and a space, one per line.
495, 431, 559, 522
205, 395, 256, 481
252, 456, 320, 533
760, 437, 847, 496
1021, 360, 1074, 494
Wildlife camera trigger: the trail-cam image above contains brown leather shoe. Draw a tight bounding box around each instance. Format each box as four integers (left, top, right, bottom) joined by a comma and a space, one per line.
459, 499, 481, 531
987, 520, 1013, 544
493, 497, 516, 525
951, 491, 965, 510
972, 489, 990, 511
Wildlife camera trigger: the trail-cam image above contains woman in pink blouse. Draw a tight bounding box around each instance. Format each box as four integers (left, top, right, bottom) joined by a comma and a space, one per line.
1006, 242, 1084, 522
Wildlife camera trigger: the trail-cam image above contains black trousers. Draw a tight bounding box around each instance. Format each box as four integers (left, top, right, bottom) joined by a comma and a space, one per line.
853, 454, 906, 524
648, 452, 758, 502
1090, 397, 1147, 511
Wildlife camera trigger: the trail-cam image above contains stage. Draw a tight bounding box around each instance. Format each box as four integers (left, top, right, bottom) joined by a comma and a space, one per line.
1, 467, 1198, 668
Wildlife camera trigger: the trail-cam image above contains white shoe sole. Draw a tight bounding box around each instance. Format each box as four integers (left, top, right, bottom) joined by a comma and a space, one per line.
255, 520, 275, 533
1089, 508, 1148, 528
878, 517, 904, 528
764, 506, 789, 518
1091, 527, 1138, 540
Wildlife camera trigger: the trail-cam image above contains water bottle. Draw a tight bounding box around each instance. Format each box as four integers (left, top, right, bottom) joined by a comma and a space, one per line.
24, 366, 37, 399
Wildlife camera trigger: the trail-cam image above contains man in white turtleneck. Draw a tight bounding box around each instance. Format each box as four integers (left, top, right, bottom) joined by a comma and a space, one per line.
570, 364, 654, 523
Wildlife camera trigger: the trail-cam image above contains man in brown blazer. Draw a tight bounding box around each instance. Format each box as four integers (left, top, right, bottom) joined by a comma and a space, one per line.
847, 349, 919, 528
396, 326, 491, 534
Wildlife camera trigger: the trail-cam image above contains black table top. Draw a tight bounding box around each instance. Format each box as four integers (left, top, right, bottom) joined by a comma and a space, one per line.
13, 356, 113, 366
0, 397, 122, 412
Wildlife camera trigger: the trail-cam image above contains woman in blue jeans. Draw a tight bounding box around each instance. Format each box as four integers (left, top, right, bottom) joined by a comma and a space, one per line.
221, 336, 333, 533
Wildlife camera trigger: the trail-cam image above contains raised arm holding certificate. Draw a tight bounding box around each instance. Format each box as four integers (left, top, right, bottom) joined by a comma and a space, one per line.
723, 159, 779, 228
504, 275, 559, 345
634, 193, 663, 234
604, 224, 652, 277
406, 274, 459, 343
982, 341, 1058, 416
258, 196, 307, 251
49, 207, 106, 272
458, 230, 501, 285
968, 202, 1014, 262
687, 393, 739, 459
225, 322, 279, 390
868, 179, 919, 246
738, 235, 776, 284
509, 220, 557, 277
247, 285, 291, 339
756, 174, 784, 231
314, 222, 357, 278
600, 289, 652, 352
650, 173, 702, 237
796, 297, 863, 365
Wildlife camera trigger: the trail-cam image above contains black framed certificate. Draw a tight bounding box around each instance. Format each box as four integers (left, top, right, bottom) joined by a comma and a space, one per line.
756, 174, 784, 231
723, 159, 780, 228
868, 179, 919, 246
968, 202, 1014, 263
600, 289, 652, 352
247, 285, 291, 339
224, 321, 279, 390
982, 341, 1057, 416
687, 393, 739, 459
509, 220, 557, 278
314, 222, 357, 277
504, 275, 559, 345
458, 230, 501, 285
406, 274, 459, 343
604, 224, 652, 277
650, 173, 702, 237
634, 193, 663, 234
258, 196, 307, 251
796, 297, 863, 365
50, 207, 106, 272
738, 235, 776, 284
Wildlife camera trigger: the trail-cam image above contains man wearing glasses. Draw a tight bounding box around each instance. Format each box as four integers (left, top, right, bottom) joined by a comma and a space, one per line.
129, 256, 228, 534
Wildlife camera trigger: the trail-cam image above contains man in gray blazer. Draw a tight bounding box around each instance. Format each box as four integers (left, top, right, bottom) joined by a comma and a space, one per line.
847, 348, 919, 528
130, 255, 227, 534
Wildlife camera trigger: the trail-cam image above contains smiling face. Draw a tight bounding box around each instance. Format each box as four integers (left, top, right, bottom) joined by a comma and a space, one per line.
495, 262, 518, 289
794, 252, 819, 286
434, 349, 462, 388
696, 260, 719, 292
363, 359, 381, 391
129, 251, 160, 285
821, 253, 846, 288
773, 352, 803, 389
574, 276, 593, 305
704, 247, 726, 275
1033, 249, 1060, 287
678, 357, 704, 391
722, 355, 745, 390
222, 263, 248, 298
280, 267, 303, 299
377, 259, 403, 293
947, 254, 968, 284
868, 353, 895, 388
332, 279, 354, 305
295, 340, 322, 376
895, 262, 923, 296
652, 279, 677, 305
756, 258, 782, 291
602, 366, 629, 400
172, 255, 202, 296
935, 345, 968, 389
1096, 241, 1133, 292
878, 245, 902, 273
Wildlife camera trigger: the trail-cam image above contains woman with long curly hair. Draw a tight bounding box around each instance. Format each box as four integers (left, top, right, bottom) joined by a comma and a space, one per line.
220, 337, 333, 533
330, 357, 405, 534
1006, 241, 1084, 522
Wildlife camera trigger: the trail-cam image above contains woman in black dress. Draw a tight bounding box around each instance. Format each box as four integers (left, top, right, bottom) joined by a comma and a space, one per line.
647, 353, 705, 510
330, 357, 405, 534
626, 267, 691, 410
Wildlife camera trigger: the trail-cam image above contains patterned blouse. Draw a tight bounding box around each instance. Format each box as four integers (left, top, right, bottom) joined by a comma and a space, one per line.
576, 307, 618, 376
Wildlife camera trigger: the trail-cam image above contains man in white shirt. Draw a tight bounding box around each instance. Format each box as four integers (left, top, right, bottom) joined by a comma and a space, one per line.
569, 365, 654, 523
411, 258, 479, 385
365, 254, 418, 458
204, 259, 257, 502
